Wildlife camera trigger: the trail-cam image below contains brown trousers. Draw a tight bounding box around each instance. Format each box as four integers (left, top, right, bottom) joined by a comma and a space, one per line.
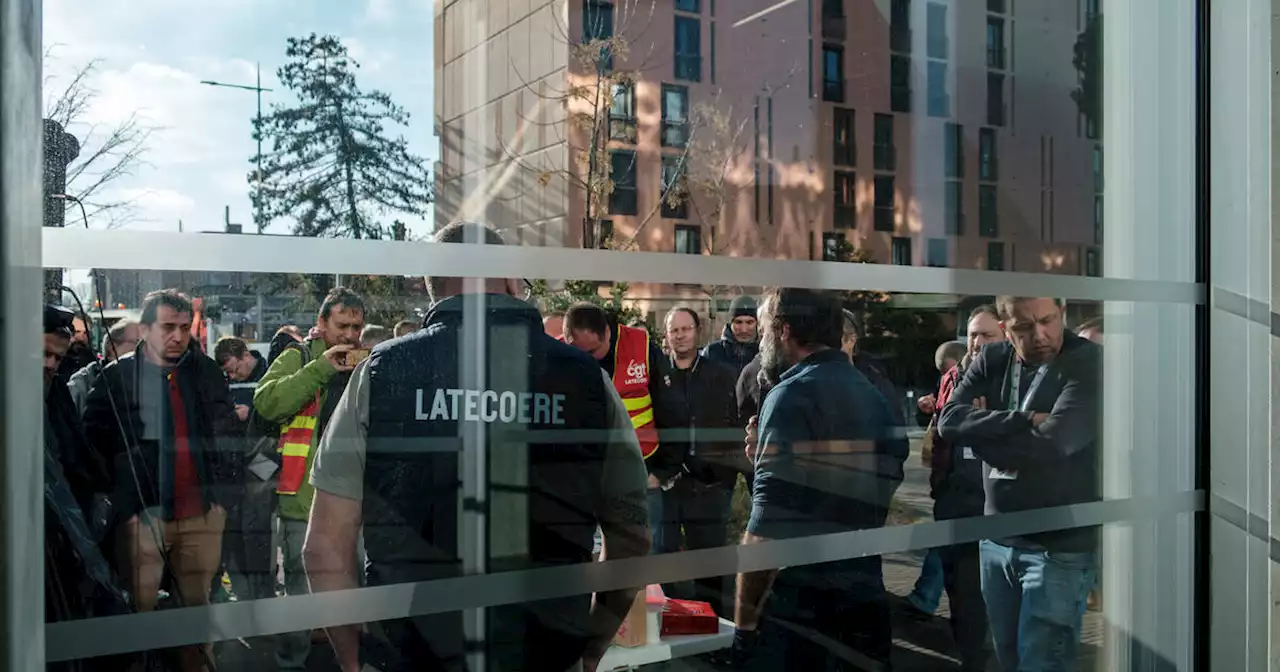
118, 506, 226, 671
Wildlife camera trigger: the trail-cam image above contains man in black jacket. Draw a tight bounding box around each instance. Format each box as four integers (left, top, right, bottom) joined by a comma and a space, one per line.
701, 295, 759, 377
938, 295, 1100, 672
83, 289, 239, 671
654, 306, 739, 617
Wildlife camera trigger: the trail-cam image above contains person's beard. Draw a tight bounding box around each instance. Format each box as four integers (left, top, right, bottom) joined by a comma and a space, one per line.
759, 331, 790, 387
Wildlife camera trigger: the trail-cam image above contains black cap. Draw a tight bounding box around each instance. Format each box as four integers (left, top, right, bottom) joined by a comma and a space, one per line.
730, 295, 758, 319
44, 304, 75, 338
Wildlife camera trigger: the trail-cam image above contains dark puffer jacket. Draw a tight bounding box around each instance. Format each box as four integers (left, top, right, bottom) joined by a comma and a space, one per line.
701, 323, 759, 377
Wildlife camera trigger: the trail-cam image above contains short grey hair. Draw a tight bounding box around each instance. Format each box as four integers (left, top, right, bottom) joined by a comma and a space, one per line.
102, 319, 136, 355
934, 340, 967, 372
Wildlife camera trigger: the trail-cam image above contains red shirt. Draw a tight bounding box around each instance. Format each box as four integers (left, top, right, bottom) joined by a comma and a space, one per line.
166, 372, 204, 519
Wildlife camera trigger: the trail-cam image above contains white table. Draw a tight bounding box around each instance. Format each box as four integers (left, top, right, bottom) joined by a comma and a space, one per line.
598, 618, 735, 670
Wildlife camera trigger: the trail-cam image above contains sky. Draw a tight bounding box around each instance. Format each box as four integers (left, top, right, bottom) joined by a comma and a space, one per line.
43, 0, 437, 236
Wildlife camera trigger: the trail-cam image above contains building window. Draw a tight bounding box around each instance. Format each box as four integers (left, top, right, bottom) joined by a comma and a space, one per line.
675, 0, 700, 12
988, 0, 1006, 12
1084, 247, 1101, 277
823, 0, 845, 19
1093, 144, 1103, 192
675, 224, 702, 254
945, 123, 963, 178
987, 72, 1006, 126
927, 61, 949, 118
1093, 195, 1103, 244
584, 0, 615, 70
926, 238, 948, 267
822, 232, 846, 261
609, 150, 637, 215
874, 114, 896, 171
587, 218, 614, 248
674, 16, 702, 81
833, 107, 856, 166
892, 236, 912, 265
661, 155, 689, 219
978, 184, 998, 237
609, 83, 637, 143
874, 175, 895, 231
890, 55, 912, 112
987, 17, 1006, 69
945, 180, 963, 234
661, 84, 689, 148
1084, 0, 1099, 20
979, 128, 998, 180
834, 170, 856, 229
890, 0, 912, 53
926, 3, 948, 59
823, 45, 845, 102
987, 241, 1005, 270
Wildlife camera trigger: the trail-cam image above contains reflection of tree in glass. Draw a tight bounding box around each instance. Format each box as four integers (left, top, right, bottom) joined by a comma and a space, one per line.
255, 34, 432, 238
527, 279, 657, 341
1071, 13, 1101, 138
44, 52, 155, 229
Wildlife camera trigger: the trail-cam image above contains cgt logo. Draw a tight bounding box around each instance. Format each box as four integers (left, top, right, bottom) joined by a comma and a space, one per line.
625, 360, 648, 385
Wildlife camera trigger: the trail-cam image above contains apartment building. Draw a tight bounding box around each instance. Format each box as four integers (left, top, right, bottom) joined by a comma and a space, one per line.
433, 0, 1104, 309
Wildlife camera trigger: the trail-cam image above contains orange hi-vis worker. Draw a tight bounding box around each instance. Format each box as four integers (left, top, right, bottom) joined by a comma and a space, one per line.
611, 324, 659, 459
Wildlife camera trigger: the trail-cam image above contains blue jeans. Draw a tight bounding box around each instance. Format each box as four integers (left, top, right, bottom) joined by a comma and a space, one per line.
979, 540, 1097, 672
907, 548, 944, 614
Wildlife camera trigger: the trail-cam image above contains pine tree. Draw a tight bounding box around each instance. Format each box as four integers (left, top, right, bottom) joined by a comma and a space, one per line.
255, 34, 432, 238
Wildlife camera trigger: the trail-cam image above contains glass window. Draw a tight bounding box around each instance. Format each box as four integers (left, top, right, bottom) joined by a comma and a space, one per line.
834, 170, 856, 229
1084, 246, 1101, 276
891, 54, 912, 112
822, 231, 846, 261
926, 238, 948, 267
674, 16, 702, 81
1094, 195, 1103, 244
661, 155, 689, 220
823, 0, 845, 19
874, 114, 897, 171
1093, 144, 1103, 191
609, 83, 636, 143
874, 175, 896, 231
988, 240, 1006, 270
890, 0, 912, 53
979, 183, 999, 236
675, 0, 700, 12
946, 180, 964, 234
926, 3, 948, 59
587, 218, 614, 249
609, 150, 637, 215
988, 72, 1007, 126
661, 84, 689, 148
979, 127, 999, 180
927, 61, 950, 118
987, 17, 1006, 69
891, 235, 913, 264
833, 107, 856, 166
584, 0, 614, 41
945, 123, 963, 178
674, 223, 702, 253
823, 46, 845, 102
988, 0, 1007, 12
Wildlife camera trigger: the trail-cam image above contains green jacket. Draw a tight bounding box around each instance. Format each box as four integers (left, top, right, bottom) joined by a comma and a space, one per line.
253, 339, 337, 521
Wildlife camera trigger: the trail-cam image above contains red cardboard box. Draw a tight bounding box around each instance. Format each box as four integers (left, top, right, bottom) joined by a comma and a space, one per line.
660, 599, 719, 636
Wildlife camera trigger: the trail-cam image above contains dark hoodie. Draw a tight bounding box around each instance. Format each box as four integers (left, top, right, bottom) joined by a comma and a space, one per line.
701, 323, 759, 377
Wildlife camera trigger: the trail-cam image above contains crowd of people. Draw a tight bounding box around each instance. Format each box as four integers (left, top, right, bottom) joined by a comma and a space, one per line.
41, 220, 1104, 671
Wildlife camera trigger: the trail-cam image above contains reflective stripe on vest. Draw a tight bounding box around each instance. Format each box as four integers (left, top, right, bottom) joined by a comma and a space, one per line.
276, 396, 320, 495
611, 325, 658, 459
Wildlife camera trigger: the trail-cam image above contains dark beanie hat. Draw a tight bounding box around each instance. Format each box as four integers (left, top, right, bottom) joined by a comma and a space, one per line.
730, 295, 758, 319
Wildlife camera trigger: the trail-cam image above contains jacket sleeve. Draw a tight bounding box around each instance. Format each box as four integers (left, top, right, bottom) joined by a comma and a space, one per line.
937, 347, 1035, 455
645, 344, 683, 482
82, 366, 128, 480
253, 346, 335, 423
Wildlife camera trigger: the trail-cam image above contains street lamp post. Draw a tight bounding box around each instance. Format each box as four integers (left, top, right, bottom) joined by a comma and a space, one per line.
201, 62, 273, 234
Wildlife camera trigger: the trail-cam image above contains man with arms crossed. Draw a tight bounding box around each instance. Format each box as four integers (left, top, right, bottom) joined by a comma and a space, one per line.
938, 296, 1101, 671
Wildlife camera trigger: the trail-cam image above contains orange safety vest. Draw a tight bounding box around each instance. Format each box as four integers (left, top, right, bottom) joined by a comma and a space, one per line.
276, 395, 320, 495
612, 325, 659, 459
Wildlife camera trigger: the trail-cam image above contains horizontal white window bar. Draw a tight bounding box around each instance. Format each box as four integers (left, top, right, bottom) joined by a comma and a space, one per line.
44, 228, 1203, 305
46, 490, 1202, 662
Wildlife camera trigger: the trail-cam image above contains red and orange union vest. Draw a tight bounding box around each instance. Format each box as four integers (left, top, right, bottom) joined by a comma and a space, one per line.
276, 394, 320, 495
612, 325, 659, 459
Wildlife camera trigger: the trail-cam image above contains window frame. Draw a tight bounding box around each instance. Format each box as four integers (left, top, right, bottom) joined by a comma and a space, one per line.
987, 240, 1005, 270
978, 183, 999, 237
874, 174, 896, 231
674, 223, 703, 254
609, 149, 638, 216
674, 15, 703, 82
833, 107, 856, 167
986, 16, 1007, 69
822, 44, 845, 102
874, 113, 897, 171
890, 54, 912, 112
987, 72, 1007, 127
926, 238, 948, 267
891, 235, 913, 265
609, 82, 637, 144
661, 154, 690, 220
979, 127, 999, 181
834, 170, 857, 229
945, 122, 964, 178
661, 84, 690, 148
822, 231, 846, 261
675, 0, 700, 12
